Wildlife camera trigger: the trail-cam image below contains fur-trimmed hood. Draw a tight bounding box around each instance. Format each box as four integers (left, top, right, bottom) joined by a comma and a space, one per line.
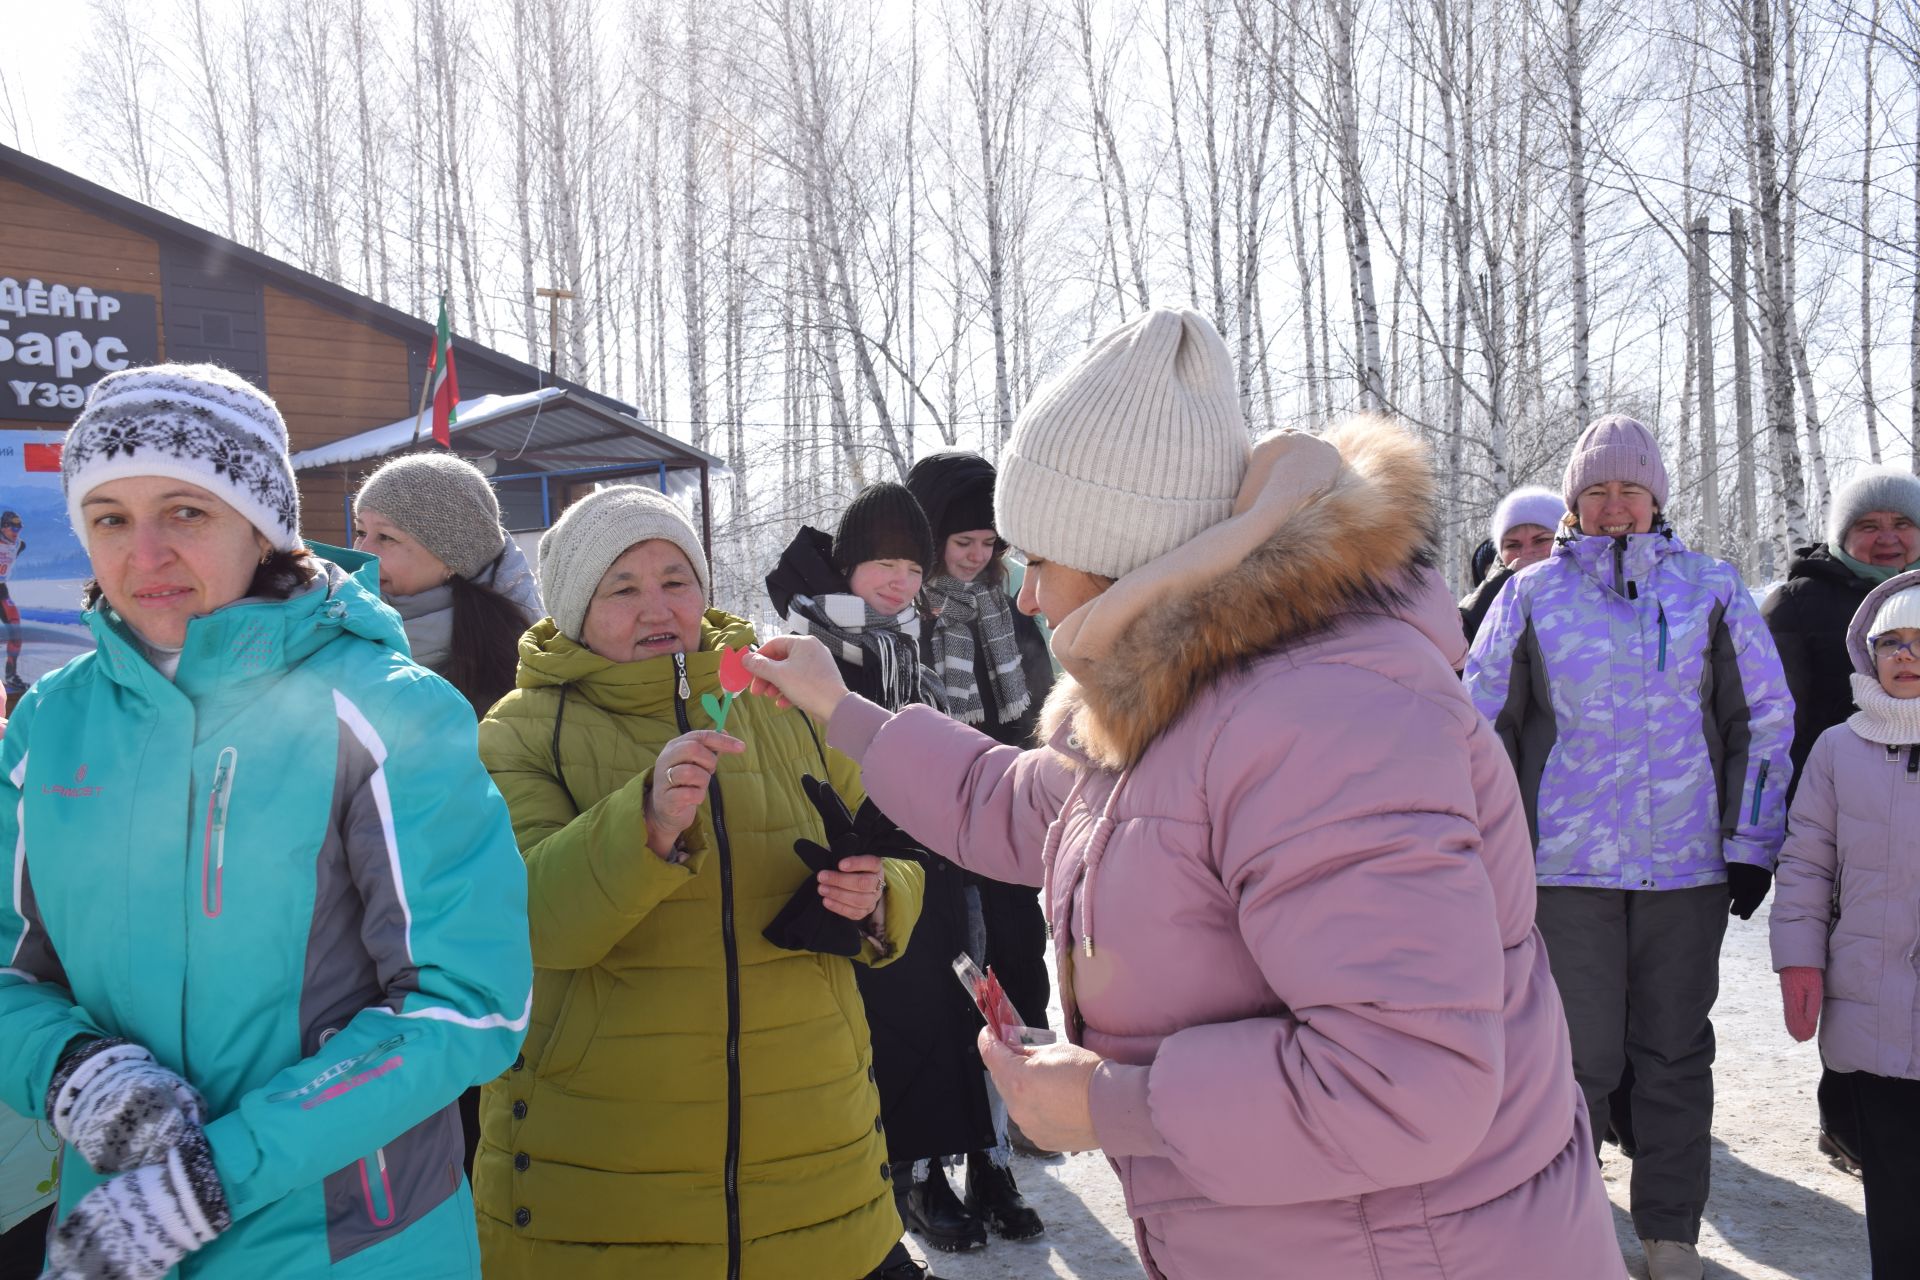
1042, 416, 1450, 769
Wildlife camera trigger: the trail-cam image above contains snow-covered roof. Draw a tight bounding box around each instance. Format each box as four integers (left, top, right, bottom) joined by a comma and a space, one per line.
290, 388, 567, 470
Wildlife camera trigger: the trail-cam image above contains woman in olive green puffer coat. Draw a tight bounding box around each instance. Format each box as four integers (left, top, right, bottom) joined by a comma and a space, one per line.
474, 487, 926, 1280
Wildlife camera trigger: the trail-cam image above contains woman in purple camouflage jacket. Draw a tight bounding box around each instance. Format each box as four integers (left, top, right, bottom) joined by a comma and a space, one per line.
1465, 415, 1794, 1280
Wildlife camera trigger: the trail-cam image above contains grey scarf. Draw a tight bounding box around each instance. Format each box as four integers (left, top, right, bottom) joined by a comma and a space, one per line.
787, 591, 938, 711
390, 537, 543, 674
924, 575, 1029, 726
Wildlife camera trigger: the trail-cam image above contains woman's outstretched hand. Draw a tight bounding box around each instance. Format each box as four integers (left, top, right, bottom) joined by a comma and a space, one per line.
1779, 966, 1823, 1043
742, 636, 852, 722
978, 1029, 1103, 1154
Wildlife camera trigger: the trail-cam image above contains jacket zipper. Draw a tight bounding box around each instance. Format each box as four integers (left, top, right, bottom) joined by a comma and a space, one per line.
313, 1023, 399, 1228
357, 1145, 396, 1226
675, 652, 741, 1280
201, 747, 238, 918
1749, 760, 1770, 825
1656, 606, 1668, 672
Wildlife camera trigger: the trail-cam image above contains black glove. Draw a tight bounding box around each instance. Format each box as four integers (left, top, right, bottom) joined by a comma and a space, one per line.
763, 776, 916, 957
1727, 863, 1772, 920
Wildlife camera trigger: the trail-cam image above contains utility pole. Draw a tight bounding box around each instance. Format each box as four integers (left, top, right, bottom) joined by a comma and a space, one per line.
1690, 216, 1720, 553
535, 287, 575, 380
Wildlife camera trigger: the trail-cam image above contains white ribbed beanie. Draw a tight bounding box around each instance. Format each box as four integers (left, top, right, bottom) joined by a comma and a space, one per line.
1868, 586, 1920, 640
1489, 486, 1566, 548
538, 485, 709, 641
996, 308, 1251, 579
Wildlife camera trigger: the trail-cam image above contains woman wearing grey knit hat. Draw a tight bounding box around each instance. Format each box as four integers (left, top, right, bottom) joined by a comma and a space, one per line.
473, 483, 933, 1280
745, 308, 1619, 1279
353, 452, 543, 718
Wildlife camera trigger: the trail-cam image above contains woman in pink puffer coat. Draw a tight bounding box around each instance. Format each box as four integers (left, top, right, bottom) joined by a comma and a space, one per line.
747, 309, 1617, 1279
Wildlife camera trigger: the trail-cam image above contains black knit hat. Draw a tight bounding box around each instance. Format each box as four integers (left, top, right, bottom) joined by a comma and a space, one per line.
905, 452, 998, 548
832, 482, 935, 577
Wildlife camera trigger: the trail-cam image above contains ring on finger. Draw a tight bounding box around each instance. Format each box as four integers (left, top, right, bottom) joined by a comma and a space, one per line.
666, 764, 680, 787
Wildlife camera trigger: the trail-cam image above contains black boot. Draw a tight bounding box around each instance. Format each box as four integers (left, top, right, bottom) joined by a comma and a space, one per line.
965, 1154, 1044, 1241
897, 1163, 987, 1253
865, 1240, 945, 1279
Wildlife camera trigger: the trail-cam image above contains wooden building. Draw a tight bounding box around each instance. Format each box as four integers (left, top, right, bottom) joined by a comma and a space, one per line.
0, 143, 719, 548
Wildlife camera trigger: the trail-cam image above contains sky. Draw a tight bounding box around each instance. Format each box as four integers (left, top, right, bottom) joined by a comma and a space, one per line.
0, 1, 87, 164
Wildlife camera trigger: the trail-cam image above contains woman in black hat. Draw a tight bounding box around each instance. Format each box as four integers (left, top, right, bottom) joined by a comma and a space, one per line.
767, 485, 1002, 1263
903, 452, 1057, 1243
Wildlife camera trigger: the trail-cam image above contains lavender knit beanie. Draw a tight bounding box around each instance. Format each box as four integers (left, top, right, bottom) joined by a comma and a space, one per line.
1562, 415, 1669, 513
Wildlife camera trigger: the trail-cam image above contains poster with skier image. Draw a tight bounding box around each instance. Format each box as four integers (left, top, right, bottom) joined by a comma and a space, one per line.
0, 431, 93, 702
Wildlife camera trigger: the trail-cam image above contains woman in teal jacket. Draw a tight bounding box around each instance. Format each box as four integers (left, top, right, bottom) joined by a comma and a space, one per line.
0, 363, 532, 1279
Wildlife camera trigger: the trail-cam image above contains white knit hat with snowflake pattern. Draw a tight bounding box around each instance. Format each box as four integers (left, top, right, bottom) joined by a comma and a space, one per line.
63, 363, 301, 552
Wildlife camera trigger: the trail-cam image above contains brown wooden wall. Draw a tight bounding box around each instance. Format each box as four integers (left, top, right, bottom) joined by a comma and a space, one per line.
299, 465, 360, 548
0, 180, 451, 553
0, 176, 163, 432
262, 286, 413, 453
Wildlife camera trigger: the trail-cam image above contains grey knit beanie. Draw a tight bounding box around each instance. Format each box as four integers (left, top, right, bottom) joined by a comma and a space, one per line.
64, 362, 300, 551
1828, 467, 1920, 548
996, 308, 1250, 579
354, 452, 507, 580
1562, 414, 1669, 513
538, 485, 710, 641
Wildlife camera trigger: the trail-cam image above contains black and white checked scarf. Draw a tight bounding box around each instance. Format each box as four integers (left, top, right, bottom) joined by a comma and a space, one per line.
787, 592, 938, 711
923, 576, 1030, 726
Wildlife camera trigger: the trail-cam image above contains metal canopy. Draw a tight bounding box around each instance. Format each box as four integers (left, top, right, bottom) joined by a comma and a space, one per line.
291, 387, 727, 552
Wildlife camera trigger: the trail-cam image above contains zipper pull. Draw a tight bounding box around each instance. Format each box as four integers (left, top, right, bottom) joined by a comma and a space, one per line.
210, 748, 237, 832
674, 652, 690, 701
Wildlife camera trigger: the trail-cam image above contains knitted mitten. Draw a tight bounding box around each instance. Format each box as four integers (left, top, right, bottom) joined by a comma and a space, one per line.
47, 1038, 207, 1174
43, 1128, 231, 1280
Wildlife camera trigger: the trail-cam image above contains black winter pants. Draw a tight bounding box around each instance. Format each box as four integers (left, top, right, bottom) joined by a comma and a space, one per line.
1535, 884, 1728, 1244
0, 1205, 50, 1277
977, 878, 1050, 1030
1848, 1070, 1920, 1277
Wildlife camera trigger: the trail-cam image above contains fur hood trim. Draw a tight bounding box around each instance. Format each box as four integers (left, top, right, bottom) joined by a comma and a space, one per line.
1041, 416, 1438, 769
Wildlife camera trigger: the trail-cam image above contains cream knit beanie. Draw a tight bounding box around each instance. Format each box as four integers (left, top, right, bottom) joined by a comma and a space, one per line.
354, 452, 507, 579
538, 485, 710, 641
996, 308, 1251, 579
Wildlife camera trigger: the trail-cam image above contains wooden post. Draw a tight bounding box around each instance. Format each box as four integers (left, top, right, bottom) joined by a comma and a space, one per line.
1730, 208, 1761, 580
535, 287, 575, 380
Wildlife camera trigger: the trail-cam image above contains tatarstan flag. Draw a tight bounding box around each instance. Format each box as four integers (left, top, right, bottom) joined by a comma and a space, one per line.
428, 295, 460, 447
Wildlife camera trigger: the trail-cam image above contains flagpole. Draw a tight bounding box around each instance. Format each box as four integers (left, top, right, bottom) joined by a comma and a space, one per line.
410, 294, 443, 447
409, 347, 433, 449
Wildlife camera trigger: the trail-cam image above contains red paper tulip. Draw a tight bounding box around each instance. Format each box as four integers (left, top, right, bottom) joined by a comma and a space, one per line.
719, 644, 753, 695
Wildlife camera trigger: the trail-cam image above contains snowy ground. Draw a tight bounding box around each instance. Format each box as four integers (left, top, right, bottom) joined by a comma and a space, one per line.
903, 898, 1869, 1279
